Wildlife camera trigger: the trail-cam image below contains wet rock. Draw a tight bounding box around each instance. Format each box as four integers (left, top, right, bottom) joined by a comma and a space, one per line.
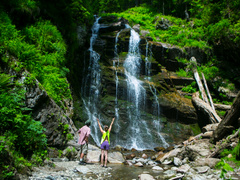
131, 148, 138, 152
155, 151, 164, 161
154, 147, 165, 152
125, 160, 133, 166
162, 159, 172, 165
163, 170, 177, 179
138, 173, 155, 180
194, 166, 210, 174
134, 162, 144, 167
142, 153, 148, 159
98, 16, 126, 34
126, 153, 136, 160
141, 30, 150, 37
63, 146, 78, 161
182, 139, 212, 160
108, 151, 125, 163
155, 18, 171, 30
133, 24, 140, 33
193, 158, 220, 168
114, 145, 123, 151
51, 158, 69, 162
152, 166, 163, 171
86, 145, 125, 164
173, 157, 182, 167
158, 148, 181, 163
177, 164, 190, 173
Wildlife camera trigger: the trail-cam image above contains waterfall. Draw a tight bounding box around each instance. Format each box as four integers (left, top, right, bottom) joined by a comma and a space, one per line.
82, 18, 169, 150
113, 30, 122, 145
145, 41, 169, 148
145, 40, 152, 79
81, 16, 102, 146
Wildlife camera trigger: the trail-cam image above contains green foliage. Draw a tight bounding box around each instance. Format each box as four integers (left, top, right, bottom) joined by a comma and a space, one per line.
105, 4, 210, 50
181, 84, 197, 93
0, 10, 72, 106
66, 133, 74, 141
176, 69, 188, 77
0, 73, 47, 178
216, 159, 234, 179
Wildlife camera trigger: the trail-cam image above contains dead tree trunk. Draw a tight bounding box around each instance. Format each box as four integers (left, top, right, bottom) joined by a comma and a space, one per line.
192, 92, 221, 128
214, 104, 231, 111
211, 91, 240, 143
202, 72, 215, 113
190, 57, 209, 104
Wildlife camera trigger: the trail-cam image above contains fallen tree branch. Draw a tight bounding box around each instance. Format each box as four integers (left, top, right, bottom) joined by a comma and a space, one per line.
192, 92, 221, 125
202, 72, 215, 113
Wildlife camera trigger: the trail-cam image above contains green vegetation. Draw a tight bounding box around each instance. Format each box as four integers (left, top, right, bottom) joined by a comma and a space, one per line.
0, 73, 47, 178
1, 0, 240, 178
0, 11, 72, 106
105, 5, 209, 50
215, 130, 240, 179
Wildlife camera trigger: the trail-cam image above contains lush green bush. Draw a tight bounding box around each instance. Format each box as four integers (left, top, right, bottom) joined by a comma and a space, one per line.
0, 73, 47, 178
104, 5, 210, 50
0, 11, 72, 106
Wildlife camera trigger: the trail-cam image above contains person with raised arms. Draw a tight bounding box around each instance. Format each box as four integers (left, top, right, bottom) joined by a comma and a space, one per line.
97, 117, 115, 168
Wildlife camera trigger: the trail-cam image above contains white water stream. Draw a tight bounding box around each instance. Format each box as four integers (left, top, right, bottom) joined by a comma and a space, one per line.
82, 17, 169, 150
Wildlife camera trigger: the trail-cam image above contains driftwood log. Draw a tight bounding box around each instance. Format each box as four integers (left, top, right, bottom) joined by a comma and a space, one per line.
211, 91, 240, 143
214, 103, 231, 111
202, 72, 215, 113
202, 123, 219, 133
192, 92, 221, 128
191, 57, 209, 104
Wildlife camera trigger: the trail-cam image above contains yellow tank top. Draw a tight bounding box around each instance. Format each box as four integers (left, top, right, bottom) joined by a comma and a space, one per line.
101, 130, 110, 144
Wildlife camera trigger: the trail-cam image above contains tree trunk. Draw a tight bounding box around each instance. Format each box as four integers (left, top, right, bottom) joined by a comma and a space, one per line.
214, 103, 231, 111
211, 91, 240, 143
192, 92, 221, 128
190, 57, 209, 104
202, 123, 219, 133
202, 72, 215, 113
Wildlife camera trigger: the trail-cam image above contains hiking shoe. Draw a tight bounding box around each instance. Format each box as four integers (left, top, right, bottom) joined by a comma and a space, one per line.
78, 161, 86, 165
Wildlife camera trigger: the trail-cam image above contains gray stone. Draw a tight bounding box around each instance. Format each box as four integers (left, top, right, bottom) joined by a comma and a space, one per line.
138, 173, 155, 180
173, 157, 182, 167
135, 162, 144, 167
194, 166, 209, 174
152, 166, 163, 171
177, 164, 190, 173
193, 158, 220, 168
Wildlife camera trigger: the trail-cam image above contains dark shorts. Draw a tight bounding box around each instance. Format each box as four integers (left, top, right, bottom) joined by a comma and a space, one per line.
101, 141, 110, 150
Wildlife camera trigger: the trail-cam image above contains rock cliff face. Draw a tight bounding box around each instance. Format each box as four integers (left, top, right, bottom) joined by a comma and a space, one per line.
76, 15, 212, 148
81, 16, 201, 124
2, 60, 77, 148
25, 79, 77, 148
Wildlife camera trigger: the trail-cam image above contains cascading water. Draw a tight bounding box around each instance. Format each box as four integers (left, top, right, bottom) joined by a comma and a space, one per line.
145, 41, 168, 147
82, 18, 169, 150
114, 26, 168, 150
81, 16, 102, 146
145, 40, 152, 79
113, 30, 122, 145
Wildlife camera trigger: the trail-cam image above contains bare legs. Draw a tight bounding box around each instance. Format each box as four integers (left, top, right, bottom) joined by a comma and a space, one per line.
80, 153, 84, 160
101, 150, 108, 167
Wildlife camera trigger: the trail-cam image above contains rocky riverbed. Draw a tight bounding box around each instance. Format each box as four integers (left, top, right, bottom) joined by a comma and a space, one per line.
26, 134, 240, 180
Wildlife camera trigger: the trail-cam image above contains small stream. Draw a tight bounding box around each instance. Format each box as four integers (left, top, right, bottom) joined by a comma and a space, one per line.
109, 164, 165, 180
